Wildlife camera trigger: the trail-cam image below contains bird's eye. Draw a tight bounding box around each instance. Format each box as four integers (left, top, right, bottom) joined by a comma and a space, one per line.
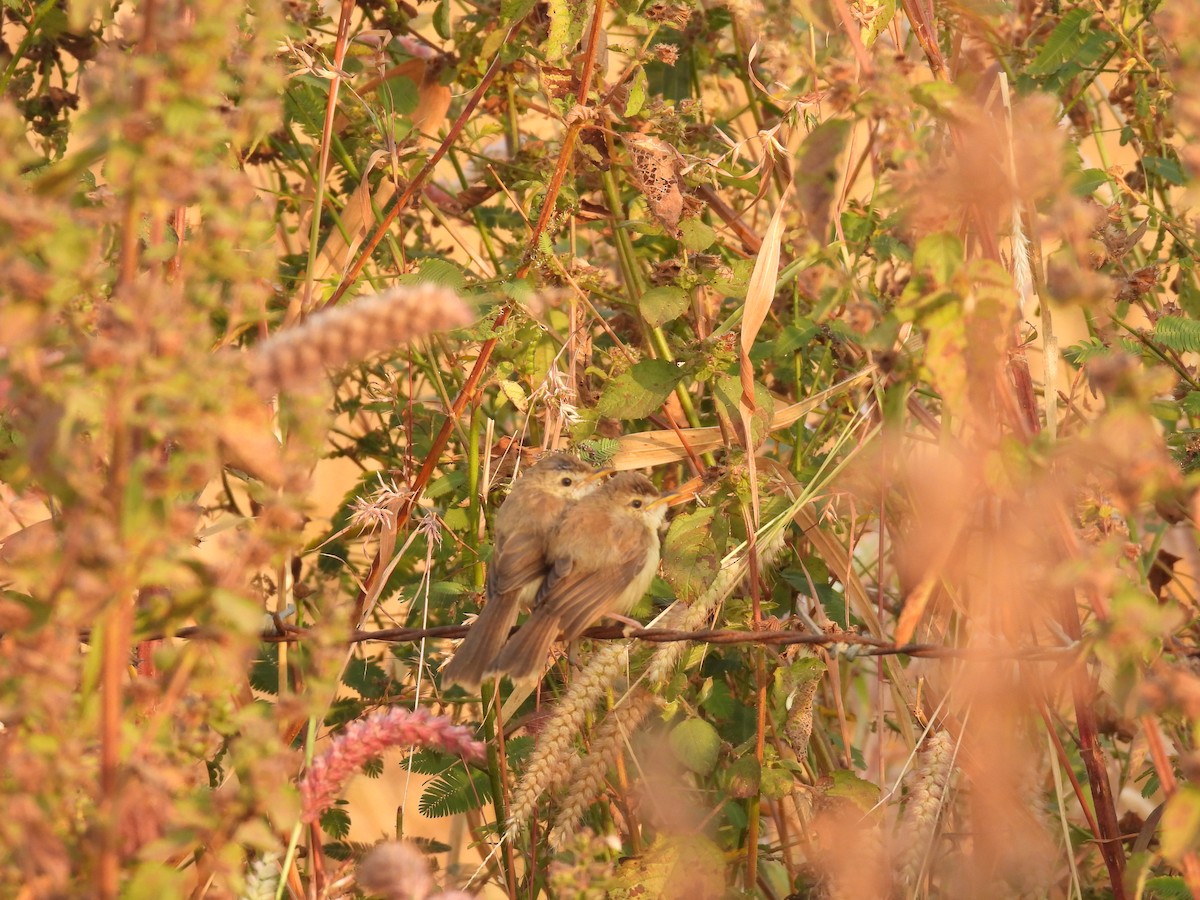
561, 477, 573, 487
631, 499, 643, 509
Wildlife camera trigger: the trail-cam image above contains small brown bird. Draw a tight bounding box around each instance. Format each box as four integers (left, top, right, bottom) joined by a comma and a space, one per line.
442, 452, 603, 690
488, 472, 669, 684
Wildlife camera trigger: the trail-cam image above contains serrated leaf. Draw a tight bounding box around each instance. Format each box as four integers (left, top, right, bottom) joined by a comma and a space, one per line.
679, 217, 716, 251
669, 718, 720, 775
639, 286, 689, 327
1143, 156, 1189, 187
663, 507, 722, 601
596, 359, 684, 419
760, 759, 795, 799
915, 232, 963, 285
1026, 8, 1091, 77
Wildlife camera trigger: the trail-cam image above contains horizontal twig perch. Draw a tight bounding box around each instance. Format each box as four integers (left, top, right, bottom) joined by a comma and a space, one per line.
125, 622, 1080, 661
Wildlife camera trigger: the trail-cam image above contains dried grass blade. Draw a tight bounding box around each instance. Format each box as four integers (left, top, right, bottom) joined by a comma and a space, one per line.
609, 368, 874, 470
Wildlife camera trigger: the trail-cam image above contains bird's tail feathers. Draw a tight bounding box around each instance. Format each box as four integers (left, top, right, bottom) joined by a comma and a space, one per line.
442, 596, 519, 690
487, 614, 561, 684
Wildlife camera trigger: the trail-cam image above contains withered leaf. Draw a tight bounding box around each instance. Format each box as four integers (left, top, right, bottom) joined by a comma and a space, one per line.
795, 119, 850, 241
622, 133, 684, 235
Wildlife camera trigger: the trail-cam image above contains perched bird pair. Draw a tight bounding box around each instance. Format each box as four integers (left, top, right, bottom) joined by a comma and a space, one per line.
443, 453, 669, 689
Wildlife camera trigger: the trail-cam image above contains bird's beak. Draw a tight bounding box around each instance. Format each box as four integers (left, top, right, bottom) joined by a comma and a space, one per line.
583, 467, 615, 484
647, 490, 686, 510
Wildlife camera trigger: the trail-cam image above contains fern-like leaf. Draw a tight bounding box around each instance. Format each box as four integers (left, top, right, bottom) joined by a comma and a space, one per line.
418, 767, 492, 818
1154, 316, 1200, 353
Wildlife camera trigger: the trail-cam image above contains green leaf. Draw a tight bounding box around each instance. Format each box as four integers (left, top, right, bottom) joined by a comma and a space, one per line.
663, 507, 723, 601
434, 0, 451, 39
1146, 876, 1192, 900
679, 217, 716, 251
250, 647, 280, 695
1026, 8, 1091, 77
725, 756, 761, 798
669, 718, 721, 775
596, 359, 684, 419
1143, 156, 1189, 187
713, 258, 753, 298
1162, 786, 1200, 861
858, 0, 896, 46
501, 0, 538, 22
419, 766, 493, 817
624, 66, 648, 117
1155, 316, 1200, 353
341, 658, 388, 699
544, 0, 588, 61
401, 257, 466, 290
1061, 336, 1110, 367
914, 232, 963, 285
320, 806, 351, 838
1073, 167, 1110, 196
825, 770, 880, 812
639, 286, 689, 327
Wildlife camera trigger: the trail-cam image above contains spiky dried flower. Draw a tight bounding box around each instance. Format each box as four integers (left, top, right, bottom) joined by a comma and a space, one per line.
248, 284, 472, 396
300, 708, 484, 823
350, 476, 413, 533
644, 2, 693, 27
548, 688, 657, 849
653, 44, 680, 66
507, 643, 630, 832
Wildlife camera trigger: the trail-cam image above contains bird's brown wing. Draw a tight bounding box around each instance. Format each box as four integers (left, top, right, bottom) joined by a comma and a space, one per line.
487, 528, 549, 600
533, 518, 648, 641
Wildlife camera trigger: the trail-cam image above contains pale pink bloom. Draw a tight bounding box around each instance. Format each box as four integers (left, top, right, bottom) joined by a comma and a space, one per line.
300, 707, 484, 823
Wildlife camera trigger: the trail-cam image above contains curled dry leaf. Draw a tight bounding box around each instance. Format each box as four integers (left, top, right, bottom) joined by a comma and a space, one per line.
622, 133, 685, 235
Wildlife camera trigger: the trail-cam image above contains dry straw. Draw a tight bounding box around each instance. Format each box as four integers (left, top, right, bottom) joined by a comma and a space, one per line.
548, 688, 657, 849
896, 730, 956, 886
506, 643, 631, 832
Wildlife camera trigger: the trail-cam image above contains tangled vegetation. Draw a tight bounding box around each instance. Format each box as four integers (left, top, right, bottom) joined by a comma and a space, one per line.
3, 0, 1200, 896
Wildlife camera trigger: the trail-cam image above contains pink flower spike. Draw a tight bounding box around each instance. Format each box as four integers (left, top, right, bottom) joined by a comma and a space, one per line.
300, 707, 485, 823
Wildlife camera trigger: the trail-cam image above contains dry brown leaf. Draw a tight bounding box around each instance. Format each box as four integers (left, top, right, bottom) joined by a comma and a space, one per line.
622, 133, 685, 235
739, 184, 791, 359
309, 176, 397, 285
